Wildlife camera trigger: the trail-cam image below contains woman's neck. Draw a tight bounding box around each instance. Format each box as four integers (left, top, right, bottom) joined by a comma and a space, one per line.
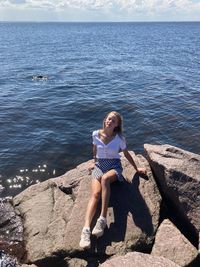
102, 128, 114, 137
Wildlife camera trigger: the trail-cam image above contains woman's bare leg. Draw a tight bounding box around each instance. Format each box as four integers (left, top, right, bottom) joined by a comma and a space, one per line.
91, 170, 117, 238
84, 178, 102, 228
100, 169, 117, 218
80, 179, 102, 249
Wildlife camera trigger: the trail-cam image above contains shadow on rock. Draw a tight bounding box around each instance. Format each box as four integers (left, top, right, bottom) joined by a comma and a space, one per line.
92, 173, 154, 254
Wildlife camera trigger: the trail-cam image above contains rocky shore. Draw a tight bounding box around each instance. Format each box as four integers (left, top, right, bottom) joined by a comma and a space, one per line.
0, 144, 200, 267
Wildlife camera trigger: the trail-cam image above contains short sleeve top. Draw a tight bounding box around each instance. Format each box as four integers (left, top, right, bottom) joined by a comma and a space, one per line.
92, 130, 127, 159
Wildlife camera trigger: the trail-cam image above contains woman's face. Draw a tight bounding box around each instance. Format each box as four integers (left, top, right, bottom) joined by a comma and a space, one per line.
104, 113, 119, 130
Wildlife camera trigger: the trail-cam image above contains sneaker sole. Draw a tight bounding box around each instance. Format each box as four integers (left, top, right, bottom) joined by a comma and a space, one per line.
79, 243, 91, 250
92, 231, 104, 238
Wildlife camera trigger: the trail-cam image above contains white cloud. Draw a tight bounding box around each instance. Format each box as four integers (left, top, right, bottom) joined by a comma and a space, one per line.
114, 0, 200, 13
0, 0, 200, 20
0, 0, 199, 10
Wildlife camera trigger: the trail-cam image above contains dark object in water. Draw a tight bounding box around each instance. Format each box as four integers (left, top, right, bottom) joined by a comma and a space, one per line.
0, 251, 20, 267
32, 75, 48, 80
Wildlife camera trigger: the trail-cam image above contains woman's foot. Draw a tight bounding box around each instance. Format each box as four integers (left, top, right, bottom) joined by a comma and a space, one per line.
92, 217, 107, 238
79, 228, 91, 249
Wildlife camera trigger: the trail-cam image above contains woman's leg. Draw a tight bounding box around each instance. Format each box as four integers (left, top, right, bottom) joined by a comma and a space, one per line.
100, 169, 117, 218
84, 178, 102, 228
80, 178, 102, 248
91, 169, 117, 238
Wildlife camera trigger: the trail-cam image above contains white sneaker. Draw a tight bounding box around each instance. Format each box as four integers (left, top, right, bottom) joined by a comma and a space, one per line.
79, 229, 91, 249
92, 218, 107, 238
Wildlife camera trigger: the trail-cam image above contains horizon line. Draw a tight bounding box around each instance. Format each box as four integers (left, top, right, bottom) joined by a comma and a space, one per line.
0, 20, 200, 23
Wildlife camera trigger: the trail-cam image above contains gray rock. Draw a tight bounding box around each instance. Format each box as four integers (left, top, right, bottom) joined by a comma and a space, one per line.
64, 257, 88, 267
0, 200, 25, 260
100, 251, 180, 267
13, 161, 91, 262
13, 152, 162, 263
60, 152, 161, 255
144, 144, 200, 235
151, 219, 199, 266
0, 251, 20, 267
13, 180, 75, 262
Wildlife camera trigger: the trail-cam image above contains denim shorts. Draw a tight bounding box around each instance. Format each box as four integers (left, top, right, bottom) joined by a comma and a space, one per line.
92, 158, 124, 182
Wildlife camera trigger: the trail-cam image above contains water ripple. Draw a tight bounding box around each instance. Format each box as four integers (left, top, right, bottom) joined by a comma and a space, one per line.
0, 22, 200, 197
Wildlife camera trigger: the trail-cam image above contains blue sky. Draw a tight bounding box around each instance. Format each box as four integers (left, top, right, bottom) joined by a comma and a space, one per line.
0, 0, 200, 21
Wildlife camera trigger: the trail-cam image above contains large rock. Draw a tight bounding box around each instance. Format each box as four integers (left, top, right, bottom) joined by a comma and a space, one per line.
100, 251, 180, 267
13, 167, 83, 262
0, 200, 25, 261
13, 152, 162, 263
151, 219, 199, 266
144, 144, 200, 239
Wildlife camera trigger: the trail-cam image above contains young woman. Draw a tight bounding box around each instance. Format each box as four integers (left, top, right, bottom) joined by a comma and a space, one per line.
79, 111, 146, 249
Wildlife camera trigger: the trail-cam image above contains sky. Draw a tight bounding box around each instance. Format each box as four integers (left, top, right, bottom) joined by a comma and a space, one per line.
0, 0, 200, 22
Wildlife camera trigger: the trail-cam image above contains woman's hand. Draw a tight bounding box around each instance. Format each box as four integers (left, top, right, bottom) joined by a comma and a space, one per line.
88, 162, 95, 174
136, 167, 147, 175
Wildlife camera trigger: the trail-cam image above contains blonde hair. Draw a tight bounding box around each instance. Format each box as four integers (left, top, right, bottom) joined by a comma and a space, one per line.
103, 111, 123, 136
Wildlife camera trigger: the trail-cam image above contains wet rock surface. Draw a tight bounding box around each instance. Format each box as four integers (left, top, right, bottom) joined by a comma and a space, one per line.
0, 251, 21, 267
0, 199, 25, 261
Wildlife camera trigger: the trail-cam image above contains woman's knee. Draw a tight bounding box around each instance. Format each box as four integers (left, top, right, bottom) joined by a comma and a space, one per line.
101, 174, 111, 186
90, 178, 102, 200
101, 171, 117, 186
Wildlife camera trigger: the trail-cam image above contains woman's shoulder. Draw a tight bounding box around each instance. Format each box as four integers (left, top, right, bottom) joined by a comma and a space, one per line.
92, 129, 100, 137
116, 133, 126, 140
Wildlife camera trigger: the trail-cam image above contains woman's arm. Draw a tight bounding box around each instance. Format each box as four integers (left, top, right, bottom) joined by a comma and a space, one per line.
88, 145, 97, 174
93, 145, 97, 162
123, 149, 146, 174
123, 149, 138, 170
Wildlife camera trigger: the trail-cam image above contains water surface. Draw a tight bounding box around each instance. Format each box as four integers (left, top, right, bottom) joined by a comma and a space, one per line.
0, 22, 200, 197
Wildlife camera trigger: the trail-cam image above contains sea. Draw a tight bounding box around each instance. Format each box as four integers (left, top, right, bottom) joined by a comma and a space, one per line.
0, 22, 200, 198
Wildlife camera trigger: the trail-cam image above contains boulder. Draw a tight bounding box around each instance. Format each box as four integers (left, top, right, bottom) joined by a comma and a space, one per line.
100, 251, 180, 267
13, 176, 78, 262
0, 200, 25, 260
144, 144, 200, 236
13, 152, 162, 263
151, 219, 199, 266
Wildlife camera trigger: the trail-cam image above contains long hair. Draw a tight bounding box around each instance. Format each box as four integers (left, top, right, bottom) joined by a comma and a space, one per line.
103, 111, 124, 136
